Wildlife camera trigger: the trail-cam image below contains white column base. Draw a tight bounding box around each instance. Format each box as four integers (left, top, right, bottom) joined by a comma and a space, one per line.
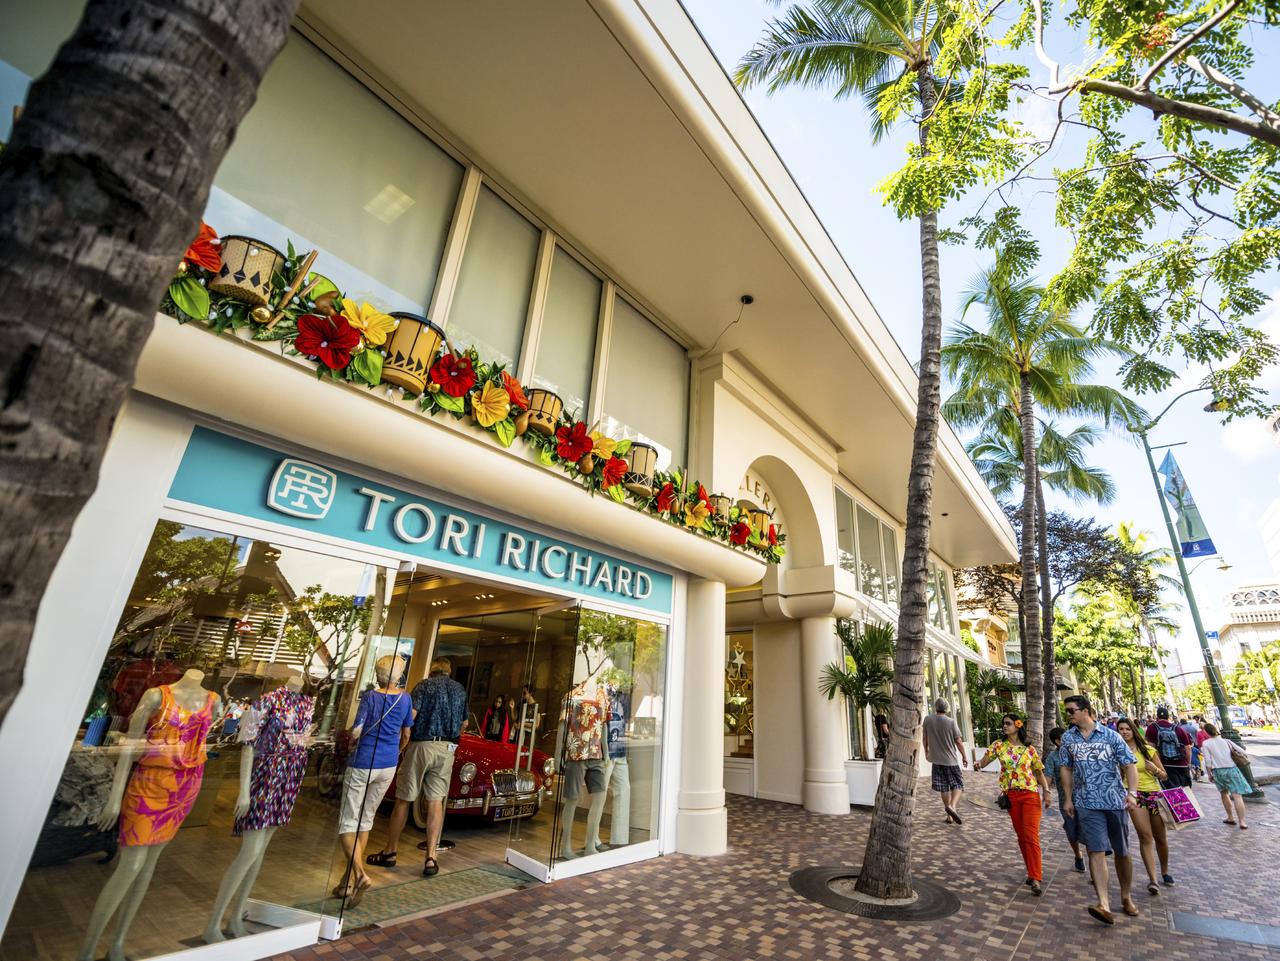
803, 777, 851, 815
676, 805, 728, 856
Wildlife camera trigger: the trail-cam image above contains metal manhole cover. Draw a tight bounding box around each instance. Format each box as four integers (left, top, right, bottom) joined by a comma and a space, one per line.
789, 867, 961, 921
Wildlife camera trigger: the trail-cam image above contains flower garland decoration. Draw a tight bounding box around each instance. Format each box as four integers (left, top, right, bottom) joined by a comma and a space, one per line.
157, 222, 786, 563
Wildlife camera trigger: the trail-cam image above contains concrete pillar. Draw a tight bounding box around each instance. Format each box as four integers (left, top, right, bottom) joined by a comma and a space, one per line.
800, 615, 851, 814
676, 578, 728, 855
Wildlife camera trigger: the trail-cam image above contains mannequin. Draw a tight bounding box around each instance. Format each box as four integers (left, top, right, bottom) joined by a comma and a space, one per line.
556, 681, 608, 861
584, 684, 632, 853
79, 669, 221, 961
204, 674, 311, 943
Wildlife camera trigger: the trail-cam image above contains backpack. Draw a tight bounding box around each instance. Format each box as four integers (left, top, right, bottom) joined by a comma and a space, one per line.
1156, 723, 1183, 762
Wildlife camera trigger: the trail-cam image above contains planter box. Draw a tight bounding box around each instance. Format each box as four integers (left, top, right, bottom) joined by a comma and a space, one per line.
845, 759, 883, 807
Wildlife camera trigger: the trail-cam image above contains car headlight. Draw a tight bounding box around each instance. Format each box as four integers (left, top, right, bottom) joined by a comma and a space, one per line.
459, 762, 477, 784
542, 758, 555, 777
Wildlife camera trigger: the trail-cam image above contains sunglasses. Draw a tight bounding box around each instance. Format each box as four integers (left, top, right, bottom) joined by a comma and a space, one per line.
1063, 706, 1080, 714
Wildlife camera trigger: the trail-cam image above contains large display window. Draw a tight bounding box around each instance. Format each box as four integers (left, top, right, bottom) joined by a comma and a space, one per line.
1, 521, 406, 961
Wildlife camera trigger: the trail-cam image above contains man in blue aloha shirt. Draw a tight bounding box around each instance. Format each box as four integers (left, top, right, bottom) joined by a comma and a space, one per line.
1059, 693, 1139, 925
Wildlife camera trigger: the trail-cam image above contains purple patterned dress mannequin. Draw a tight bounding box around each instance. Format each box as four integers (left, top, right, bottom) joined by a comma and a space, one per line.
233, 686, 314, 834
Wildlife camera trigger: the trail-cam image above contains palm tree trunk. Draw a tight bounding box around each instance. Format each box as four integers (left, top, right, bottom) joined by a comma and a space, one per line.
1036, 474, 1056, 750
0, 0, 298, 730
1018, 375, 1044, 748
856, 65, 942, 902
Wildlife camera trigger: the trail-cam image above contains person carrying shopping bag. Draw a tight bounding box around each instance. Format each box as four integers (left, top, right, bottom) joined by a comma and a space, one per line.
974, 712, 1052, 896
1116, 718, 1176, 892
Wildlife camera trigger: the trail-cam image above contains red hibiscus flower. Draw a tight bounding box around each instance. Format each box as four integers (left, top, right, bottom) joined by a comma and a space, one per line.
768, 524, 779, 546
294, 313, 360, 370
696, 484, 711, 507
730, 521, 751, 546
555, 422, 593, 462
502, 370, 528, 409
601, 456, 627, 488
430, 353, 477, 397
656, 482, 676, 513
183, 221, 221, 272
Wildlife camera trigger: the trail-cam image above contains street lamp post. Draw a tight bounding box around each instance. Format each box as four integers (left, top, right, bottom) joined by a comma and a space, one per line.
1130, 388, 1267, 801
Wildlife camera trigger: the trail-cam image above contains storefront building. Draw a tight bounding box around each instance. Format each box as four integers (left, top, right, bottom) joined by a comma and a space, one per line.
0, 2, 1016, 960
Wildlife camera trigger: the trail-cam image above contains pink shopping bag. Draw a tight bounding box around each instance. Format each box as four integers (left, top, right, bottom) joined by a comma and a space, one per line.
1157, 786, 1203, 829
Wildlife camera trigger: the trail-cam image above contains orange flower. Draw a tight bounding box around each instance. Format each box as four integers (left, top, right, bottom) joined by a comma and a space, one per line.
183, 221, 220, 272
502, 371, 528, 409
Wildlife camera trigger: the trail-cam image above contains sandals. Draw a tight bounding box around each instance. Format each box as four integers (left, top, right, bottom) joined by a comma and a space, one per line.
1088, 905, 1114, 926
365, 850, 398, 867
1147, 882, 1160, 895
423, 857, 440, 877
1223, 819, 1237, 825
1122, 899, 1140, 917
1029, 880, 1042, 897
346, 876, 372, 908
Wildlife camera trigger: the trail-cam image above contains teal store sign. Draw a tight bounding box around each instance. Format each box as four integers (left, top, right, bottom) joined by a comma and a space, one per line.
168, 427, 673, 614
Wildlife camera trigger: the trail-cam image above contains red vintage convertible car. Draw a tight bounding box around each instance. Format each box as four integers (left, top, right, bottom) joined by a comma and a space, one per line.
320, 730, 555, 829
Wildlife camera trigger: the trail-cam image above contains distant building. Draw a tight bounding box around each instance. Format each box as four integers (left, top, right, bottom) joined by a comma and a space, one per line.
1213, 582, 1280, 670
1260, 496, 1280, 578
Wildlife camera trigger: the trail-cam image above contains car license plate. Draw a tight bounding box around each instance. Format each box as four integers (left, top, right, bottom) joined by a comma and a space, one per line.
492, 801, 535, 821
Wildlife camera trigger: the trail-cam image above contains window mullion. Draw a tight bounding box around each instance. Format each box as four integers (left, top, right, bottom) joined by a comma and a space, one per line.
429, 164, 482, 329
517, 229, 557, 386
587, 280, 615, 426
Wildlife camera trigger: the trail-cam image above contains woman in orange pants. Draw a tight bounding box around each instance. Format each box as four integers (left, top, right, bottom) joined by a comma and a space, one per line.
974, 713, 1053, 895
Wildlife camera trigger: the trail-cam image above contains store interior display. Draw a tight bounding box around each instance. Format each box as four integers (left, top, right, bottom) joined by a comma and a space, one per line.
3, 518, 668, 961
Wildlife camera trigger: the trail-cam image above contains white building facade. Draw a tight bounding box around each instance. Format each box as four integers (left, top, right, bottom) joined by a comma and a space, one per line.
0, 3, 1015, 961
1213, 583, 1280, 670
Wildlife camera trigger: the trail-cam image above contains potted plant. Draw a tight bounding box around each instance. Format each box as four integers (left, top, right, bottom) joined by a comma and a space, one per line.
820, 619, 894, 806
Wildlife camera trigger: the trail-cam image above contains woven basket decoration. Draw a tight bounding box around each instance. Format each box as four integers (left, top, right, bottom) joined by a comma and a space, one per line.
623, 442, 658, 497
526, 389, 563, 436
381, 313, 444, 394
209, 235, 284, 306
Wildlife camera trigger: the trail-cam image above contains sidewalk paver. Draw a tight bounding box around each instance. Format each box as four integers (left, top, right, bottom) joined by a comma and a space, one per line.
271, 772, 1280, 961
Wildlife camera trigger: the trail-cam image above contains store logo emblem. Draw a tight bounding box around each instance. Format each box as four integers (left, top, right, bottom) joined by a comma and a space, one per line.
268, 459, 337, 519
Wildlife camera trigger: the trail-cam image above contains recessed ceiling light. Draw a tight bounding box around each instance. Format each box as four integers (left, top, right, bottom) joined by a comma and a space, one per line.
364, 184, 416, 224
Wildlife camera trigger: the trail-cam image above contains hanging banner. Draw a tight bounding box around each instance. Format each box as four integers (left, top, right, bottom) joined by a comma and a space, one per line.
1157, 451, 1217, 558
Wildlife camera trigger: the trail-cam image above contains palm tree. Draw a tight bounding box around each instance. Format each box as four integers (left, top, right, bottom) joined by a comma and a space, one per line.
964, 418, 1117, 734
942, 249, 1141, 750
0, 0, 300, 729
736, 0, 964, 900
820, 620, 895, 760
1110, 521, 1184, 707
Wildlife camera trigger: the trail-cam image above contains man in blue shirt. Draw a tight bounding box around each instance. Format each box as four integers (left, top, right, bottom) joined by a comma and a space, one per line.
1059, 693, 1139, 925
367, 657, 467, 877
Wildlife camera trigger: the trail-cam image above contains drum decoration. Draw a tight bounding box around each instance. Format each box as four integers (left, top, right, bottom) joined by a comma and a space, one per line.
748, 507, 772, 536
380, 313, 444, 394
208, 235, 284, 307
708, 494, 733, 517
623, 442, 659, 498
525, 389, 564, 436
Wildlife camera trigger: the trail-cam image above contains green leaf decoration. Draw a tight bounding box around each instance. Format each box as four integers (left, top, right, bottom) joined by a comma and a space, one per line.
613, 439, 632, 455
169, 276, 210, 321
436, 392, 465, 414
607, 484, 626, 504
494, 418, 516, 448
349, 349, 383, 388
538, 448, 555, 467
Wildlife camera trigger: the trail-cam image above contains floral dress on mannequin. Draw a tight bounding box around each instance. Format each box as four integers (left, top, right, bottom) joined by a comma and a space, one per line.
118, 686, 218, 846
233, 686, 315, 834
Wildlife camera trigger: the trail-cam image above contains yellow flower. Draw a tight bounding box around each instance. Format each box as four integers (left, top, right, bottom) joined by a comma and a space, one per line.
341, 300, 398, 347
684, 499, 710, 529
589, 431, 617, 460
471, 381, 511, 428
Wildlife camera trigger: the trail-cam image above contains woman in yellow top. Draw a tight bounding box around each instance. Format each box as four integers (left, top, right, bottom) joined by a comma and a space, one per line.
1116, 718, 1174, 894
974, 713, 1052, 896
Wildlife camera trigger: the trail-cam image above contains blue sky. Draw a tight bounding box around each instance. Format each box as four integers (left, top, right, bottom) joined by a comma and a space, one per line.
683, 0, 1280, 678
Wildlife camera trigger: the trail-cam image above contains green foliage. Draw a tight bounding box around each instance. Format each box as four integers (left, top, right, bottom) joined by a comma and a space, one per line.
820, 620, 895, 757
991, 0, 1280, 417
1230, 641, 1280, 706
1055, 592, 1157, 709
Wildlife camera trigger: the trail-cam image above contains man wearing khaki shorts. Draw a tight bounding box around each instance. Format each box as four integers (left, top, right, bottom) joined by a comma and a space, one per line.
366, 657, 468, 877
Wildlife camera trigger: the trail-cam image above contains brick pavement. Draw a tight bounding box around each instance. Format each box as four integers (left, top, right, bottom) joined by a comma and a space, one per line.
270, 772, 1280, 961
